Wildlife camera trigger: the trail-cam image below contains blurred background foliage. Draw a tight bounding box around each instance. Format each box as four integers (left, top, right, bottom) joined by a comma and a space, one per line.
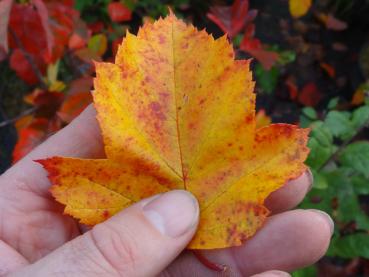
0, 0, 368, 276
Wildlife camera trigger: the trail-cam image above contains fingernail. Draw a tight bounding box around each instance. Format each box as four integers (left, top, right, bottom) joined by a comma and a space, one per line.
309, 209, 334, 235
306, 168, 314, 192
252, 270, 291, 277
269, 271, 290, 277
143, 190, 199, 237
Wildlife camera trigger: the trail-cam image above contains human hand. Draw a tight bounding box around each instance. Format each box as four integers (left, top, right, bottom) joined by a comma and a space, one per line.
0, 106, 333, 276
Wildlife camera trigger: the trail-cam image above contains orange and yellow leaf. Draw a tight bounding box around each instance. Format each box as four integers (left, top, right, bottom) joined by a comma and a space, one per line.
39, 13, 310, 249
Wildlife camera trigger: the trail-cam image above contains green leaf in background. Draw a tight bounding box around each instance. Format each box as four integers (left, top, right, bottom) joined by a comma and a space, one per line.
268, 45, 296, 66
88, 34, 108, 56
328, 234, 369, 259
327, 97, 339, 110
277, 50, 296, 65
254, 64, 280, 94
292, 265, 317, 277
351, 105, 369, 129
302, 107, 318, 120
311, 169, 328, 189
340, 141, 369, 178
306, 121, 335, 168
324, 111, 355, 140
300, 107, 317, 128
334, 171, 369, 230
352, 175, 369, 195
233, 34, 243, 48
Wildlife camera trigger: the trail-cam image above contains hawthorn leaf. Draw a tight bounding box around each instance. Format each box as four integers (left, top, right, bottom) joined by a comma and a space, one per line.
40, 14, 309, 249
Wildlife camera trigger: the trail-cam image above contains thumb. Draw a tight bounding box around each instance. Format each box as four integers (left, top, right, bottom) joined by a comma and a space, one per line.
14, 190, 199, 277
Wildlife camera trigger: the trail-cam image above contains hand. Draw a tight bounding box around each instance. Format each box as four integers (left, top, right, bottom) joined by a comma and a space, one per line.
0, 106, 333, 276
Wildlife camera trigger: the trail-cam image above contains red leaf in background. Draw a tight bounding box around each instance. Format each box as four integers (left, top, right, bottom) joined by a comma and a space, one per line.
0, 0, 13, 58
9, 49, 46, 85
320, 62, 335, 78
67, 76, 93, 94
9, 1, 78, 69
12, 118, 49, 163
68, 33, 86, 50
88, 21, 104, 34
58, 92, 92, 123
32, 0, 54, 59
240, 35, 279, 70
9, 3, 48, 56
13, 116, 61, 163
298, 82, 322, 107
285, 76, 298, 100
207, 0, 252, 39
57, 76, 93, 123
33, 91, 64, 118
325, 14, 347, 31
108, 2, 132, 23
316, 12, 348, 32
247, 47, 279, 70
68, 18, 90, 51
24, 89, 64, 118
112, 37, 123, 56
44, 0, 74, 6
46, 1, 79, 61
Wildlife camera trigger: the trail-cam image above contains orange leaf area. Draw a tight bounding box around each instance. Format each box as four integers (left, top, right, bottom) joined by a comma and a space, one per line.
39, 14, 310, 249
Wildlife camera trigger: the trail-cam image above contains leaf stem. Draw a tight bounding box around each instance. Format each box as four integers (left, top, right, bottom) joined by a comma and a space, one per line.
0, 107, 37, 128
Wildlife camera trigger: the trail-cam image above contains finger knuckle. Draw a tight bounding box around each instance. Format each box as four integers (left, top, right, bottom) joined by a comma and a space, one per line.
90, 223, 141, 275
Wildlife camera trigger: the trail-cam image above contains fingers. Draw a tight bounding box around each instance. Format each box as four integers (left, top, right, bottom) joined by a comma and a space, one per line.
231, 209, 333, 275
165, 209, 332, 276
2, 105, 103, 193
0, 240, 29, 275
13, 191, 199, 277
265, 170, 313, 214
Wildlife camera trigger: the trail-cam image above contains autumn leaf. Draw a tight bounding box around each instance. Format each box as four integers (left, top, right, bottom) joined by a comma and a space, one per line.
239, 24, 279, 70
13, 117, 61, 163
108, 2, 132, 23
32, 0, 54, 58
289, 0, 312, 18
320, 62, 335, 78
316, 13, 348, 31
13, 118, 48, 163
9, 49, 46, 85
207, 0, 255, 39
39, 14, 309, 249
299, 82, 322, 107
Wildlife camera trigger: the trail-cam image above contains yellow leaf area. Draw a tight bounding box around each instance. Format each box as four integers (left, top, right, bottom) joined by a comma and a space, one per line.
289, 0, 312, 18
39, 14, 310, 249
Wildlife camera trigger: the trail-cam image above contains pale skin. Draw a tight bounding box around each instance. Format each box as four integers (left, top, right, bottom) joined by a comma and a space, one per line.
0, 106, 333, 276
